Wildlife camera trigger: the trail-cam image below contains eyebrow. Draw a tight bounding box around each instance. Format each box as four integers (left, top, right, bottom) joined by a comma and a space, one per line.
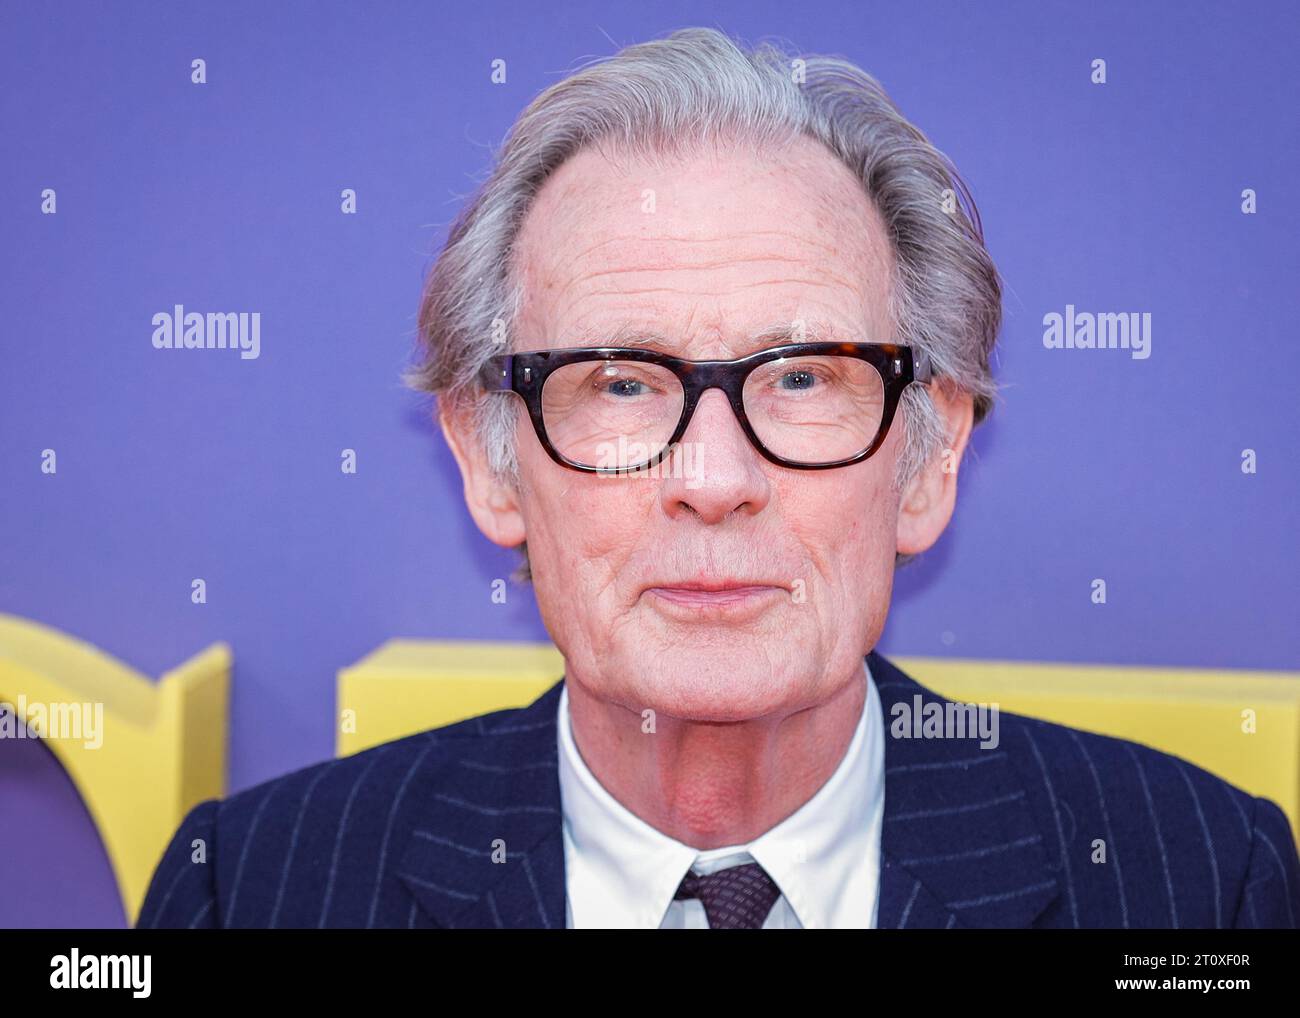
565, 319, 850, 356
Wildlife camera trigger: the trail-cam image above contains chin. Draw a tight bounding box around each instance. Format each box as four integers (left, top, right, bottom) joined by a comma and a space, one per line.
614, 643, 817, 723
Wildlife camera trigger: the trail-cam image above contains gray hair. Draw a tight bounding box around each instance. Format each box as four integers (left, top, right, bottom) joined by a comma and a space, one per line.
406, 27, 1001, 581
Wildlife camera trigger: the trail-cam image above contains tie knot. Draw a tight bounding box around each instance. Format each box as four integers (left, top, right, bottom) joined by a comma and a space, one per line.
673, 861, 782, 929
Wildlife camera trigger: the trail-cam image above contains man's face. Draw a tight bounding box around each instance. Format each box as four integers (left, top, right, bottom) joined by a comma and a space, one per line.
449, 136, 963, 722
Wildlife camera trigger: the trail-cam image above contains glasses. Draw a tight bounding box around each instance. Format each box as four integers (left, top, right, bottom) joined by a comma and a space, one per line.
478, 341, 932, 472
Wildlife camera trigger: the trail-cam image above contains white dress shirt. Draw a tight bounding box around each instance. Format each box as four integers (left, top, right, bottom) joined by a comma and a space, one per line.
557, 658, 885, 928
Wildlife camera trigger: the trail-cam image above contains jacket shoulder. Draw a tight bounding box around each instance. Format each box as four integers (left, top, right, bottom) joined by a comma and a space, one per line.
993, 705, 1297, 928
137, 696, 548, 928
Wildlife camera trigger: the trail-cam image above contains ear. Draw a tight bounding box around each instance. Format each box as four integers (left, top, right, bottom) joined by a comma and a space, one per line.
896, 381, 975, 556
438, 398, 527, 549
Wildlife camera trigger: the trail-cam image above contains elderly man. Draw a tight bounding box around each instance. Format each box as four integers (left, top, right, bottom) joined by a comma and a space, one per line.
139, 28, 1298, 930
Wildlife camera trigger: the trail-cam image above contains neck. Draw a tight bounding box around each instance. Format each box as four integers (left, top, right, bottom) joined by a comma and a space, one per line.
564, 671, 867, 849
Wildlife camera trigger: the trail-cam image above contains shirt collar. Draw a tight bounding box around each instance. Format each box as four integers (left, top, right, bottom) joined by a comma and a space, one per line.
558, 658, 884, 928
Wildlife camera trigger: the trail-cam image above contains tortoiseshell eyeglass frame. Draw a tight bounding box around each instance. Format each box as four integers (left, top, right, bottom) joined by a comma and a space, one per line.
477, 341, 933, 473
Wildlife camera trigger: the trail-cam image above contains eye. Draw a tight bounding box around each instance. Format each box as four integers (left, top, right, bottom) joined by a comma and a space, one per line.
604, 377, 648, 397
589, 362, 669, 399
776, 368, 818, 391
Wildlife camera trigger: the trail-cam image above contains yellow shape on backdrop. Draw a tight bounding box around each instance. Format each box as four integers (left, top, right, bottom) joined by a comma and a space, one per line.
337, 639, 564, 755
901, 655, 1300, 843
0, 613, 228, 925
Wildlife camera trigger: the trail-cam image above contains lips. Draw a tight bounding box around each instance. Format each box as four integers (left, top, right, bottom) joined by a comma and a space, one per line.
642, 580, 789, 612
645, 578, 788, 593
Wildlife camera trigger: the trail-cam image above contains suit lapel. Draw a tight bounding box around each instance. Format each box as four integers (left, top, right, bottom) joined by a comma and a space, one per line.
869, 651, 1059, 928
396, 681, 568, 928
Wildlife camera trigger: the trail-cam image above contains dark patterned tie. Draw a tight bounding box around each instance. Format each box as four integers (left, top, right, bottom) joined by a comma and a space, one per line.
673, 862, 782, 929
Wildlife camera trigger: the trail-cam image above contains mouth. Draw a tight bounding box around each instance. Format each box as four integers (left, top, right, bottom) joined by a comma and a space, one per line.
641, 580, 789, 619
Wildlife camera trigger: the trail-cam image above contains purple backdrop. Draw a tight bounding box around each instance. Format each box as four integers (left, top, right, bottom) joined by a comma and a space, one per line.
1, 0, 1297, 927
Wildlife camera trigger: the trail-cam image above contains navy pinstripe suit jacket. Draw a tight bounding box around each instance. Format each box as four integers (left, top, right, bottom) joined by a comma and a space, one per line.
137, 651, 1300, 929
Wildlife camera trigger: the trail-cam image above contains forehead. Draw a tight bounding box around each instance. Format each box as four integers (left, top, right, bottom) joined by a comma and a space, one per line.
509, 134, 897, 354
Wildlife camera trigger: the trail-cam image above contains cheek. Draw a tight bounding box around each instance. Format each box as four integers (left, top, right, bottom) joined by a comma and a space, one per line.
780, 464, 899, 594
518, 450, 653, 580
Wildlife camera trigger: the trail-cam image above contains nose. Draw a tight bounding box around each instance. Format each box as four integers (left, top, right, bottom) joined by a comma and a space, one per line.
658, 388, 771, 523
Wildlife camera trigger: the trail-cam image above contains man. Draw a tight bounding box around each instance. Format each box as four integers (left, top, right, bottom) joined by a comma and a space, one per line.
138, 28, 1298, 929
